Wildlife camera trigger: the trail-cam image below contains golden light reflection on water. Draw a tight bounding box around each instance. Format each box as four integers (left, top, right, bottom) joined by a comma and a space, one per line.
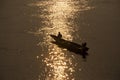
29, 0, 92, 80
41, 1, 76, 79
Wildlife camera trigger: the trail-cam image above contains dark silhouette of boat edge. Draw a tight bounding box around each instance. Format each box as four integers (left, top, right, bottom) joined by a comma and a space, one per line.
50, 34, 89, 59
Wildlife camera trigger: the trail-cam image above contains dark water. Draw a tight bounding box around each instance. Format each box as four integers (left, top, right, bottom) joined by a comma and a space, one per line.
0, 0, 120, 80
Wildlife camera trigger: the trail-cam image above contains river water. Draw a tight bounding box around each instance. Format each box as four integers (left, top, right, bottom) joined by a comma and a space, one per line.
28, 0, 92, 80
0, 0, 120, 80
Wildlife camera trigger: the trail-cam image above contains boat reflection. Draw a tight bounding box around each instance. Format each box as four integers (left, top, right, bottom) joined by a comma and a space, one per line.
29, 0, 92, 80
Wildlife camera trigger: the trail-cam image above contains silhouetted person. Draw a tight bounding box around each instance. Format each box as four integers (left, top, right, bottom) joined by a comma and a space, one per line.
58, 32, 62, 39
81, 42, 89, 51
82, 42, 87, 47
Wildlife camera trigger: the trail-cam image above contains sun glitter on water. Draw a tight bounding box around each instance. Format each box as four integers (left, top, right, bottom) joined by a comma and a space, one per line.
29, 0, 92, 80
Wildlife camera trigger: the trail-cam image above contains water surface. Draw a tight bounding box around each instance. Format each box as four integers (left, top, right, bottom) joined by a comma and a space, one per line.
29, 0, 92, 80
0, 0, 120, 80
